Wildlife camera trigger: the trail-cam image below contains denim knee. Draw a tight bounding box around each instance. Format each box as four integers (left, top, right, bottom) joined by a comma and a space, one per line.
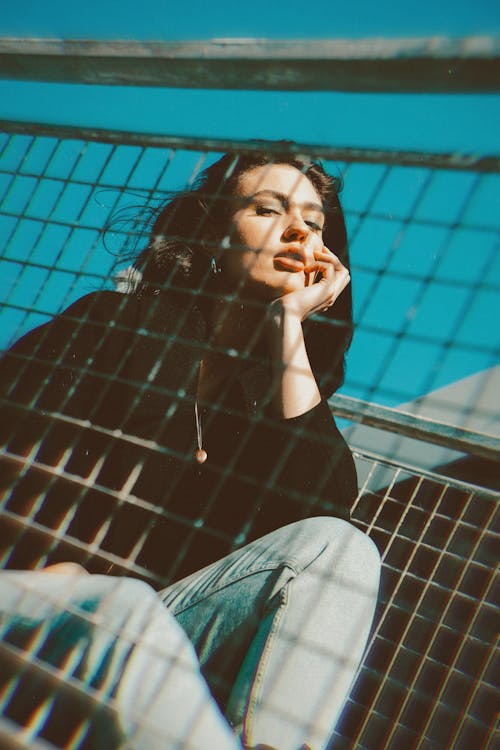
267, 516, 380, 582
317, 517, 381, 594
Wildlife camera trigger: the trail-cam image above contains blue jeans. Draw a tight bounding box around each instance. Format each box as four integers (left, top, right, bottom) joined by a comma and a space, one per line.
0, 518, 380, 750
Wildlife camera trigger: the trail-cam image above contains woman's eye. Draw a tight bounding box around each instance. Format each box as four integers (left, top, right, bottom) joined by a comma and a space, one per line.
306, 221, 323, 232
256, 205, 280, 216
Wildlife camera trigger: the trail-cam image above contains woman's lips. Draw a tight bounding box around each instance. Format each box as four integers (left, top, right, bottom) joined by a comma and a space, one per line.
273, 252, 306, 272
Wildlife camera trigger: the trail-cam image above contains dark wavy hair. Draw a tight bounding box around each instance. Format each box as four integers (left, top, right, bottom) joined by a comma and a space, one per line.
131, 150, 353, 396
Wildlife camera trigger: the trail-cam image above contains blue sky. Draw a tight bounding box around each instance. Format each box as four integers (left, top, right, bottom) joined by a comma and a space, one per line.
1, 0, 499, 40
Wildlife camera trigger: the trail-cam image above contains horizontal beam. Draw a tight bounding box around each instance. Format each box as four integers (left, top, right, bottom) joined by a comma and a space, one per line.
330, 394, 500, 463
0, 36, 500, 92
1, 119, 499, 172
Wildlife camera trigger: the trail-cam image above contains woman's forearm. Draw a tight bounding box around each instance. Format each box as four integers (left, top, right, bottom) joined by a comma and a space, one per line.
267, 302, 321, 419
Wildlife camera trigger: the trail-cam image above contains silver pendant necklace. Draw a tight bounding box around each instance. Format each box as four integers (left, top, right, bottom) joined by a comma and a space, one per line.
194, 401, 208, 464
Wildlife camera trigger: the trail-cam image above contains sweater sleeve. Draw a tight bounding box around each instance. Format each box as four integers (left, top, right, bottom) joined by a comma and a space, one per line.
0, 290, 205, 574
1, 294, 111, 445
1, 290, 206, 474
0, 292, 132, 568
1, 292, 131, 411
264, 399, 357, 520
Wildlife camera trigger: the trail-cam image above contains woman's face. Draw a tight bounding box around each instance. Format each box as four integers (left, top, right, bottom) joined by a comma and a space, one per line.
222, 163, 326, 300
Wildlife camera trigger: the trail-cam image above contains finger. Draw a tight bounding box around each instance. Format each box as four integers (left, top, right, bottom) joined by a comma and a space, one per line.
317, 263, 351, 310
312, 254, 349, 291
315, 246, 347, 273
320, 249, 351, 290
309, 259, 335, 285
40, 562, 89, 576
310, 254, 345, 286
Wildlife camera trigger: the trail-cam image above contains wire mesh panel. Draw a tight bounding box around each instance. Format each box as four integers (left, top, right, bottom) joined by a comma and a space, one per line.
343, 455, 498, 750
0, 121, 499, 750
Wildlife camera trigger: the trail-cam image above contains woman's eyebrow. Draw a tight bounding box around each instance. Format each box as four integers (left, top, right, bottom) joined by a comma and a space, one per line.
250, 189, 325, 214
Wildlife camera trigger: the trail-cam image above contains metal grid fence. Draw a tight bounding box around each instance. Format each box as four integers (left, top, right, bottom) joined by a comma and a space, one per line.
347, 454, 497, 750
0, 118, 499, 750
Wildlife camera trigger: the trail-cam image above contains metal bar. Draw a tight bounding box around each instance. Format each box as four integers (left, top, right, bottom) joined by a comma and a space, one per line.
1, 35, 500, 94
330, 394, 500, 462
0, 36, 500, 92
352, 451, 500, 501
1, 119, 500, 172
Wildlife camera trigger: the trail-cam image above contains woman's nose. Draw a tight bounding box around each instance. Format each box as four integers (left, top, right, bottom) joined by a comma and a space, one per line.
283, 215, 309, 242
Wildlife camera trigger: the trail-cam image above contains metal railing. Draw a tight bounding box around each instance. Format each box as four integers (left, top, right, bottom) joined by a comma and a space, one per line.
1, 35, 500, 91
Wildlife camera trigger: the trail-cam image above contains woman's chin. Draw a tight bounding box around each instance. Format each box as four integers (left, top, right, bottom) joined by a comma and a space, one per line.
235, 272, 305, 305
274, 275, 307, 297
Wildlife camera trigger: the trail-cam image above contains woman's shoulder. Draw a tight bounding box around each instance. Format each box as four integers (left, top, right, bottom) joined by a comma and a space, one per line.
76, 288, 202, 316
57, 290, 200, 330
2, 292, 141, 362
59, 290, 137, 321
5, 289, 206, 361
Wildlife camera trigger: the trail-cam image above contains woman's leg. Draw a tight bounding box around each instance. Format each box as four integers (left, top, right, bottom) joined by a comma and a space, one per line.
0, 570, 242, 750
161, 517, 380, 750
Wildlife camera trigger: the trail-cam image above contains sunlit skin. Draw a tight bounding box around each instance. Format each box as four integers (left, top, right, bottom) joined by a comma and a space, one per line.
224, 163, 328, 299
199, 164, 351, 418
36, 562, 89, 575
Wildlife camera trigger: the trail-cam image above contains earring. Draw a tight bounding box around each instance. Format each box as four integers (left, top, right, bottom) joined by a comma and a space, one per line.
210, 256, 220, 275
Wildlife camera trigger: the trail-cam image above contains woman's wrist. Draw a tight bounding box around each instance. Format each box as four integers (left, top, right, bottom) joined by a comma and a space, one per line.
268, 296, 304, 326
266, 298, 321, 419
266, 298, 302, 338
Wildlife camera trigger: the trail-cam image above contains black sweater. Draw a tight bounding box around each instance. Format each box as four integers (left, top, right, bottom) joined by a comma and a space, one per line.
0, 291, 357, 586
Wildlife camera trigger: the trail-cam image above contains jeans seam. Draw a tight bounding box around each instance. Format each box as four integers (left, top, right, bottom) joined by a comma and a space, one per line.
166, 561, 300, 616
165, 538, 330, 616
242, 584, 288, 746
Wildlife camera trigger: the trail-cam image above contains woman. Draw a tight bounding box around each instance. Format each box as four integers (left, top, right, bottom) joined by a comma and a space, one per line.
0, 151, 380, 750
